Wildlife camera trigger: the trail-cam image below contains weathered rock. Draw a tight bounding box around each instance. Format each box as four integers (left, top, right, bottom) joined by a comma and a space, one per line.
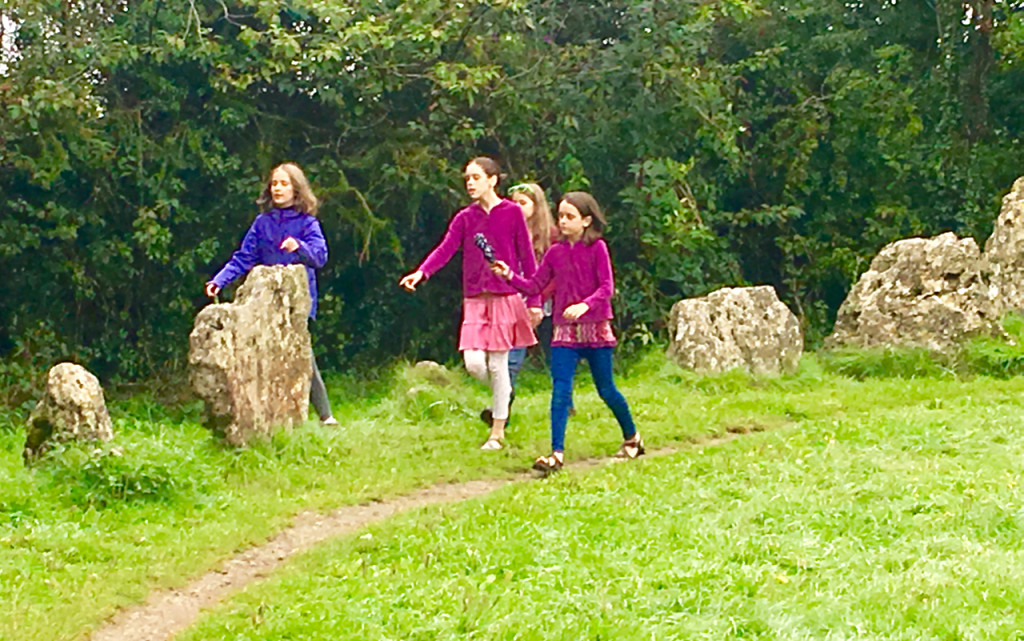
667, 285, 803, 375
983, 176, 1024, 313
189, 265, 312, 446
24, 362, 113, 462
403, 360, 462, 408
826, 232, 1000, 351
409, 360, 457, 387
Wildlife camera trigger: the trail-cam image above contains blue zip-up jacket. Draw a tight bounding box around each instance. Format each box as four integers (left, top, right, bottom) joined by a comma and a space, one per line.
211, 208, 328, 318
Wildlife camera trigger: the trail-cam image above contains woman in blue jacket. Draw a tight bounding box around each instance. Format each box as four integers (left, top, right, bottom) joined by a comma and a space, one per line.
204, 162, 338, 426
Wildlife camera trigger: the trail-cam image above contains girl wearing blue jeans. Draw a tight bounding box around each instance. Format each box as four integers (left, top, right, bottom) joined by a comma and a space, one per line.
493, 191, 642, 472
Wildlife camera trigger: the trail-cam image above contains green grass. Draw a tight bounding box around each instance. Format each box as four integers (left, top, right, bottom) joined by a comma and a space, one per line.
819, 312, 1024, 380
181, 379, 1024, 640
4, 350, 1024, 639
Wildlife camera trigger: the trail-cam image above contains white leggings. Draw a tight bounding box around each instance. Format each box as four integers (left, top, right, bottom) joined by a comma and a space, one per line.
463, 350, 511, 420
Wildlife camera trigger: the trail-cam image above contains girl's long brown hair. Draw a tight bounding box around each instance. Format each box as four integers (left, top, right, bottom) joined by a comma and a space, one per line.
511, 183, 555, 260
256, 162, 320, 215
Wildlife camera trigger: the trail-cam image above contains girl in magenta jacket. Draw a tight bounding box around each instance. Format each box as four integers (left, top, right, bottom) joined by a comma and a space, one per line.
493, 191, 642, 473
400, 157, 540, 450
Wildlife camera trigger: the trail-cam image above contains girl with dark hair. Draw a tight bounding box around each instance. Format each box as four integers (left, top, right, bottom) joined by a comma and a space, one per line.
205, 162, 338, 426
492, 191, 642, 473
400, 157, 541, 450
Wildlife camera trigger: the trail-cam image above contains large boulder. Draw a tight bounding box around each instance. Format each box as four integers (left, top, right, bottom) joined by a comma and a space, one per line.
667, 285, 803, 375
983, 176, 1024, 313
826, 232, 1000, 351
24, 362, 113, 463
189, 265, 312, 446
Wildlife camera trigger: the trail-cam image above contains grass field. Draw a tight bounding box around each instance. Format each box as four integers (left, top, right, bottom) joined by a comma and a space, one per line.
2, 347, 1024, 640
182, 379, 1024, 640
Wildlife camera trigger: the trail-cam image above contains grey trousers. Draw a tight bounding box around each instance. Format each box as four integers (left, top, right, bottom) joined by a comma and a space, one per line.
311, 351, 333, 420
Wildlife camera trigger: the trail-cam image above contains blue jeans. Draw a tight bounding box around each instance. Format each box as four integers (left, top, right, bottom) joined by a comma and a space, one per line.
508, 347, 527, 390
550, 346, 636, 452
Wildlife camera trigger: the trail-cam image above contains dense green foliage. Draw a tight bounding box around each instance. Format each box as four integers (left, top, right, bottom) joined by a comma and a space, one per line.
2, 0, 1023, 381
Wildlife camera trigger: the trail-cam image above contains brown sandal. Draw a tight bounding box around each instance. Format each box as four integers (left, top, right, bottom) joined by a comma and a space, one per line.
532, 452, 564, 474
615, 435, 645, 460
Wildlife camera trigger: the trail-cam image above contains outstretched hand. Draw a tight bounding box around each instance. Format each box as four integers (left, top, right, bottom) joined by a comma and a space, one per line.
491, 260, 512, 280
400, 270, 425, 291
204, 282, 221, 298
563, 302, 589, 321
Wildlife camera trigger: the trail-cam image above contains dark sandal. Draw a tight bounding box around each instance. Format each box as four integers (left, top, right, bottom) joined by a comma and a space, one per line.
615, 436, 645, 460
532, 452, 564, 474
481, 389, 515, 428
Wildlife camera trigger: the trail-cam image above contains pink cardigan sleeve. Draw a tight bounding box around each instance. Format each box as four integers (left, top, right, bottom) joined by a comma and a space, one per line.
508, 251, 554, 298
417, 210, 466, 278
581, 241, 614, 310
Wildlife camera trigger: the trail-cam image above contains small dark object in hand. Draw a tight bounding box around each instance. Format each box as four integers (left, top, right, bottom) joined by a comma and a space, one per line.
474, 232, 496, 263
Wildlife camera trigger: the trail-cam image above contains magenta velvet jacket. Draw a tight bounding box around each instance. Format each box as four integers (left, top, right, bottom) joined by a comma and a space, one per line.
508, 239, 615, 325
417, 199, 540, 307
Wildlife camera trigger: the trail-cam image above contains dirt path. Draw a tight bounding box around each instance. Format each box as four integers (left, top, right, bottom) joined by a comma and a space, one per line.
87, 435, 738, 641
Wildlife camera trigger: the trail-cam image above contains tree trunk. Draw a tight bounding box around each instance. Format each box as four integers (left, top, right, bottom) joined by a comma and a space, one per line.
965, 0, 994, 141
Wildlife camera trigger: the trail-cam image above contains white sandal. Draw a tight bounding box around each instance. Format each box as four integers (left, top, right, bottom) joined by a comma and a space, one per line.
480, 438, 503, 451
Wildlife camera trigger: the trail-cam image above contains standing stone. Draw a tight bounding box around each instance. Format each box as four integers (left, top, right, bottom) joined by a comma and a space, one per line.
189, 265, 312, 446
24, 362, 113, 463
826, 232, 1000, 351
667, 285, 803, 375
983, 176, 1024, 313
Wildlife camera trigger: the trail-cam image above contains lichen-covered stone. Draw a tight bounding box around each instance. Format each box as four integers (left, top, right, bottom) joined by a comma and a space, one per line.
188, 265, 312, 446
983, 176, 1024, 313
24, 362, 113, 462
667, 285, 803, 375
826, 232, 1000, 351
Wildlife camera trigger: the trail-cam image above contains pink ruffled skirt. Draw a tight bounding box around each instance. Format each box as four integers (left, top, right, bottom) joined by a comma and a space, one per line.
459, 294, 538, 352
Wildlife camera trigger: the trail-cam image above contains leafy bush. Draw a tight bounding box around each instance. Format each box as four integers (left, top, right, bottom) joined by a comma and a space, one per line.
4, 1, 1023, 383
0, 359, 44, 413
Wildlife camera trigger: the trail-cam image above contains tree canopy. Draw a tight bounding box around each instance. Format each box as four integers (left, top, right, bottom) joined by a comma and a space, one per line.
2, 0, 1023, 384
